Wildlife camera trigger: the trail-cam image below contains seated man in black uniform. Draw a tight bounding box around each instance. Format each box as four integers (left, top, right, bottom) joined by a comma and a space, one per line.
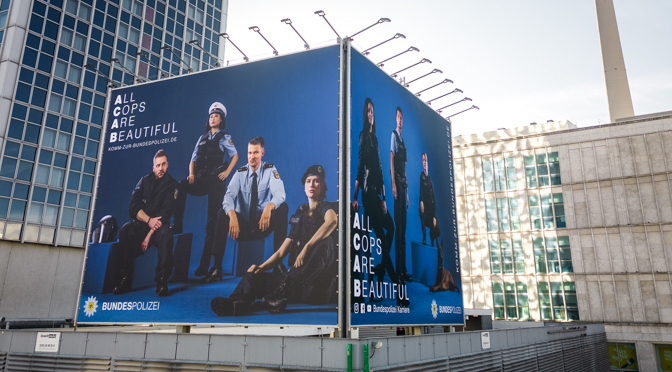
113, 149, 179, 297
211, 164, 338, 315
201, 136, 289, 283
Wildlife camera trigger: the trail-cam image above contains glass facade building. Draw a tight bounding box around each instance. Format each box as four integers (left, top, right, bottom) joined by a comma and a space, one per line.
0, 0, 227, 247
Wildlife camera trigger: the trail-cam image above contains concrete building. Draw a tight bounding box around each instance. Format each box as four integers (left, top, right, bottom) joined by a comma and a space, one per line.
454, 111, 672, 371
0, 0, 227, 320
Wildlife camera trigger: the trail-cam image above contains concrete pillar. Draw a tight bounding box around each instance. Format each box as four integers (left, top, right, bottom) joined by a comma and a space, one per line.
595, 0, 634, 122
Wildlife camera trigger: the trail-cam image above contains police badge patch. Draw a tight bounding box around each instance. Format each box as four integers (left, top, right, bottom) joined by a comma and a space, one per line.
273, 170, 280, 179
229, 139, 233, 145
174, 189, 178, 199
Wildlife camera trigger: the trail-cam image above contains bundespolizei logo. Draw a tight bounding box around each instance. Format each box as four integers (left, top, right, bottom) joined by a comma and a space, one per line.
83, 296, 98, 317
431, 299, 438, 319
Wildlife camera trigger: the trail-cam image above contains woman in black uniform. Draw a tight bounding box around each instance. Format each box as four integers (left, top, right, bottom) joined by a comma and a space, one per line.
210, 164, 338, 316
172, 102, 238, 280
351, 98, 408, 307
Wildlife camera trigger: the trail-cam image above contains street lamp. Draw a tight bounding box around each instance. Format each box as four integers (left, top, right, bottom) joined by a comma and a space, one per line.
426, 88, 463, 105
363, 33, 405, 55
404, 68, 441, 87
84, 64, 119, 88
350, 17, 390, 39
390, 58, 430, 77
377, 46, 419, 67
110, 58, 146, 83
314, 10, 341, 41
218, 33, 249, 62
414, 79, 453, 96
135, 51, 168, 78
281, 18, 309, 49
249, 26, 278, 56
160, 45, 193, 72
447, 105, 480, 118
437, 97, 472, 113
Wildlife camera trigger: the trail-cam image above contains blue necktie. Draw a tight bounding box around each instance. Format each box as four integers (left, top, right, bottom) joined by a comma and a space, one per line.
249, 172, 258, 222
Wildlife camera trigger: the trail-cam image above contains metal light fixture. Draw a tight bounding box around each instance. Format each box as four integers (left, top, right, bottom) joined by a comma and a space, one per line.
404, 69, 441, 87
281, 18, 310, 49
160, 45, 193, 72
249, 26, 278, 56
391, 58, 430, 77
350, 17, 390, 39
437, 97, 472, 113
84, 64, 119, 88
188, 39, 221, 67
447, 105, 480, 118
377, 46, 419, 67
110, 58, 146, 83
414, 78, 453, 96
135, 51, 168, 78
363, 33, 405, 55
370, 341, 383, 358
314, 10, 341, 41
218, 33, 249, 62
426, 88, 463, 105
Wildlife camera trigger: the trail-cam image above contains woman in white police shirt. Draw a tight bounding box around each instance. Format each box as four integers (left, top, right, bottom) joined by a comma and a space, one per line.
210, 164, 338, 316
171, 102, 238, 277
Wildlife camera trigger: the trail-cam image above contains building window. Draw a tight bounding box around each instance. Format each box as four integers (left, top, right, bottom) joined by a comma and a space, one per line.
608, 343, 638, 371
538, 281, 578, 321
524, 152, 561, 188
486, 197, 520, 232
533, 236, 573, 274
529, 193, 565, 229
655, 344, 672, 372
482, 157, 516, 192
489, 239, 525, 274
492, 282, 529, 320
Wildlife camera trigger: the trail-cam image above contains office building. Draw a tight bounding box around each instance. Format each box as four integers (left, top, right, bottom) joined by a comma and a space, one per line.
0, 0, 227, 319
454, 111, 672, 371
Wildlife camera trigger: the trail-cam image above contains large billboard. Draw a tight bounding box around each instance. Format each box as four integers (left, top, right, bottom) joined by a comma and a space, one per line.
77, 45, 340, 325
349, 47, 463, 326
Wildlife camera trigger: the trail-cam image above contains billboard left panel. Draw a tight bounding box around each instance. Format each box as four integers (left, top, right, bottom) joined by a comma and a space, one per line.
78, 45, 341, 326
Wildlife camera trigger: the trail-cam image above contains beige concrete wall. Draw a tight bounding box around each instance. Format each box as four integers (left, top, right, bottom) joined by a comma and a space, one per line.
0, 242, 83, 319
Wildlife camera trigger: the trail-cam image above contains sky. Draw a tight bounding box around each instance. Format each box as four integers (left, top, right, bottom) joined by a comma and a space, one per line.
221, 1, 672, 136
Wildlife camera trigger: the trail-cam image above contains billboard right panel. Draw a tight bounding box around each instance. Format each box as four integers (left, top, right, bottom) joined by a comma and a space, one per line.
349, 48, 463, 326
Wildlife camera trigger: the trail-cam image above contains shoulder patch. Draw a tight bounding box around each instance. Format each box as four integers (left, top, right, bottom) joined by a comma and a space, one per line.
238, 166, 248, 172
174, 189, 179, 199
263, 163, 274, 169
228, 139, 233, 145
273, 170, 280, 179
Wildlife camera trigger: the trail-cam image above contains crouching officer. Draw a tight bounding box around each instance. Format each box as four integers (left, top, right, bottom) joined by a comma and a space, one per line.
113, 149, 179, 297
172, 102, 238, 277
202, 136, 288, 283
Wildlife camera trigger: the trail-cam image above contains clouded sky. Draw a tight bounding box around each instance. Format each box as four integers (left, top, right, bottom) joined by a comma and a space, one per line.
222, 1, 672, 135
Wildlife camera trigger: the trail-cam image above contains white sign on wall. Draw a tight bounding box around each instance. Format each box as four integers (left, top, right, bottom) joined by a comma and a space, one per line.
35, 332, 60, 353
481, 331, 491, 349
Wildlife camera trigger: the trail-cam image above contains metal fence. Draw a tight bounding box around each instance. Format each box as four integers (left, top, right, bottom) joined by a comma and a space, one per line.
0, 324, 609, 371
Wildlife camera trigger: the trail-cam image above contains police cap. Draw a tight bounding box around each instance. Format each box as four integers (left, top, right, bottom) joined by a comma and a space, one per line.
209, 102, 227, 118
302, 164, 327, 191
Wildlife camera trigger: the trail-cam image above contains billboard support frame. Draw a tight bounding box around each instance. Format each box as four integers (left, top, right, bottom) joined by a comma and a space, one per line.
339, 38, 352, 339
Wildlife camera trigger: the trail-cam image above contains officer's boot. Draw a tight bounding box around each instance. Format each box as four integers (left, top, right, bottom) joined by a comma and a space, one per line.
262, 281, 289, 314
155, 276, 169, 297
430, 240, 445, 292
113, 276, 133, 295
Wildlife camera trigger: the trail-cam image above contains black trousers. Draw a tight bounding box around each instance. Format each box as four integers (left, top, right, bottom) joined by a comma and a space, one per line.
394, 179, 408, 276
210, 203, 289, 261
362, 192, 398, 285
230, 271, 284, 304
419, 209, 441, 243
173, 175, 226, 265
118, 221, 173, 282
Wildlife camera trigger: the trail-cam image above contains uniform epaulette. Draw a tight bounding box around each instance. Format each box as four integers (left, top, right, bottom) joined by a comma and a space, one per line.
238, 166, 248, 172
263, 163, 274, 169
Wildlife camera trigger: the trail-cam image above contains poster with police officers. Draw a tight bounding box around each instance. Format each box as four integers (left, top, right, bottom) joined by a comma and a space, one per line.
349, 49, 464, 326
78, 46, 341, 326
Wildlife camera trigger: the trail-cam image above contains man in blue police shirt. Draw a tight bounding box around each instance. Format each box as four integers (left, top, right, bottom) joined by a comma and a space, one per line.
202, 136, 289, 283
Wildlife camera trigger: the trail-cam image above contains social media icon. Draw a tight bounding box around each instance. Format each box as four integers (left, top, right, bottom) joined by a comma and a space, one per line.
361, 305, 366, 314
354, 303, 359, 313
367, 305, 372, 312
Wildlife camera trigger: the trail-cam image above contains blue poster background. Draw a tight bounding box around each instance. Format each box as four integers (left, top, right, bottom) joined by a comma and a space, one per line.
78, 45, 340, 325
350, 49, 463, 326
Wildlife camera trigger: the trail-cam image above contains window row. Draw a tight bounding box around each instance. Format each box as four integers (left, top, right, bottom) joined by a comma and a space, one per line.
485, 192, 566, 232
492, 281, 578, 321
489, 236, 573, 275
482, 151, 561, 192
